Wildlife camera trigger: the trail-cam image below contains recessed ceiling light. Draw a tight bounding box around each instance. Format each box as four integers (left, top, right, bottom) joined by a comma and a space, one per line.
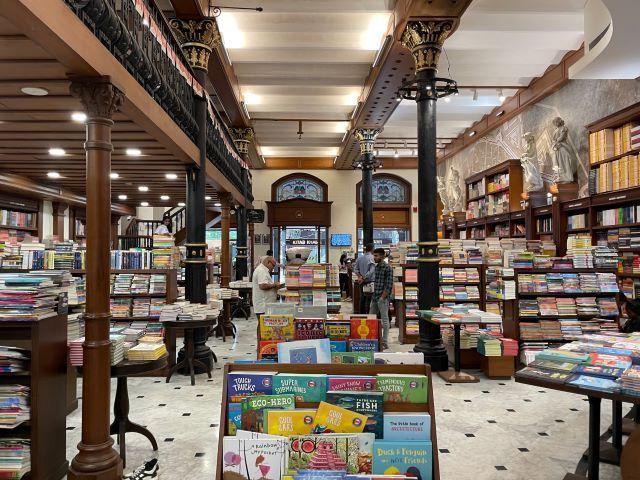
118, 194, 127, 200
138, 186, 149, 192
140, 201, 149, 207
21, 87, 48, 96
469, 131, 477, 137
214, 202, 222, 207
110, 172, 119, 179
205, 196, 211, 200
165, 173, 178, 180
126, 148, 142, 156
48, 148, 66, 156
47, 171, 61, 179
178, 202, 185, 207
71, 112, 87, 122
160, 195, 170, 201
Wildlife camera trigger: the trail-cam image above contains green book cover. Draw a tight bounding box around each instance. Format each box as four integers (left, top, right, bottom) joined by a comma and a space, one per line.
272, 373, 327, 402
331, 351, 375, 364
376, 374, 428, 404
325, 390, 384, 438
240, 394, 296, 432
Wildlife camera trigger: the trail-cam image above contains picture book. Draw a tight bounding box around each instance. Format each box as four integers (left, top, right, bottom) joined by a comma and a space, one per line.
287, 434, 361, 474
259, 314, 295, 341
325, 321, 351, 340
373, 440, 433, 480
265, 409, 316, 436
277, 339, 331, 364
376, 374, 428, 404
227, 372, 276, 403
258, 340, 282, 360
294, 319, 327, 341
349, 339, 379, 352
566, 373, 620, 393
383, 413, 431, 442
587, 353, 633, 370
241, 394, 296, 432
374, 352, 424, 365
327, 375, 377, 392
272, 373, 327, 403
325, 391, 384, 438
350, 318, 379, 340
222, 437, 288, 480
516, 367, 572, 383
535, 349, 589, 364
330, 341, 347, 352
573, 364, 625, 380
228, 403, 242, 435
348, 314, 377, 320
331, 351, 375, 364
235, 430, 289, 442
311, 401, 368, 434
528, 359, 577, 373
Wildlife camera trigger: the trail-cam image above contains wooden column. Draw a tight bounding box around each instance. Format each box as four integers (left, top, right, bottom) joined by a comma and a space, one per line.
52, 202, 67, 240
69, 77, 124, 479
219, 191, 234, 335
248, 222, 255, 273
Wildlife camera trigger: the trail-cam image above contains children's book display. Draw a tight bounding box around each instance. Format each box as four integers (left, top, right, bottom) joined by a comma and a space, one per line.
218, 363, 439, 480
257, 314, 383, 362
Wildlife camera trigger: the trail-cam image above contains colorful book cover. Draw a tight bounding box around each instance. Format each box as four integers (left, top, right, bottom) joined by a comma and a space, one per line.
294, 319, 326, 341
349, 339, 379, 352
241, 394, 296, 433
566, 373, 620, 393
327, 376, 377, 392
221, 437, 288, 480
573, 364, 625, 380
259, 340, 283, 360
528, 359, 577, 373
227, 372, 276, 403
277, 339, 332, 364
228, 403, 242, 435
516, 367, 572, 383
311, 401, 368, 434
330, 341, 347, 352
535, 349, 589, 364
349, 319, 379, 340
325, 391, 384, 438
265, 409, 316, 436
272, 373, 327, 403
331, 351, 375, 364
287, 434, 362, 474
373, 440, 433, 480
325, 321, 352, 340
374, 352, 424, 365
259, 314, 295, 341
383, 413, 431, 441
587, 353, 632, 370
375, 374, 428, 404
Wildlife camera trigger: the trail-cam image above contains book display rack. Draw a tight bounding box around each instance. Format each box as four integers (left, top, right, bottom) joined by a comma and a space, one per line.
282, 264, 341, 314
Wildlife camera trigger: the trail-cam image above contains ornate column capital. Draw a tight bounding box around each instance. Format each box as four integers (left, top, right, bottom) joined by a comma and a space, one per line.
70, 78, 124, 120
354, 128, 381, 155
231, 127, 255, 156
401, 20, 454, 73
169, 18, 221, 71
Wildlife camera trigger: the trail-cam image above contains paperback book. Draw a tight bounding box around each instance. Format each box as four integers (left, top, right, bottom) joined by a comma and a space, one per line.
265, 409, 316, 436
240, 394, 296, 432
325, 391, 384, 438
330, 341, 347, 352
376, 374, 428, 404
327, 376, 377, 392
331, 351, 375, 364
373, 440, 433, 480
278, 339, 332, 364
287, 433, 373, 474
350, 319, 379, 340
566, 373, 621, 393
259, 314, 294, 341
295, 319, 327, 341
258, 340, 282, 360
383, 413, 431, 442
272, 374, 327, 403
311, 401, 368, 434
325, 321, 351, 341
228, 403, 242, 435
221, 437, 288, 480
349, 339, 379, 352
227, 372, 276, 403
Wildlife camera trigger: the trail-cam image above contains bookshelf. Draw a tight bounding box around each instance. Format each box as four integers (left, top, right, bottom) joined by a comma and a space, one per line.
0, 314, 68, 479
0, 194, 40, 243
398, 265, 419, 344
464, 159, 524, 219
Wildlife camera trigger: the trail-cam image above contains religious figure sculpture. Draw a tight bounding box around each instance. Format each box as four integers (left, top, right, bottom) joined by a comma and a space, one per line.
446, 167, 463, 212
551, 117, 577, 183
437, 176, 451, 214
520, 132, 544, 192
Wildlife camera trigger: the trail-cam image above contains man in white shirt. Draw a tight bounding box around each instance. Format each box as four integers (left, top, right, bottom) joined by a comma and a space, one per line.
252, 256, 281, 315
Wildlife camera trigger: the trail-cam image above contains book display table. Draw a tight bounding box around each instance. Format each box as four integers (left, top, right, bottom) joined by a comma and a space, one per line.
164, 318, 217, 385
230, 286, 252, 320
214, 298, 238, 341
419, 309, 502, 383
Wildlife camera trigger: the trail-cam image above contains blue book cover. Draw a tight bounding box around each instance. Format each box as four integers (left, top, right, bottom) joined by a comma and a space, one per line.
330, 340, 347, 352
566, 373, 620, 393
278, 338, 332, 364
383, 413, 431, 441
573, 364, 625, 380
373, 440, 433, 480
227, 371, 276, 402
228, 402, 242, 435
325, 390, 384, 438
349, 339, 378, 352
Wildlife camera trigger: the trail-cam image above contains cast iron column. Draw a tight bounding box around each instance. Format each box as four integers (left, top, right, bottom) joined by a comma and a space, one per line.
354, 128, 381, 247
69, 78, 124, 479
401, 20, 454, 371
231, 128, 254, 280
218, 192, 235, 336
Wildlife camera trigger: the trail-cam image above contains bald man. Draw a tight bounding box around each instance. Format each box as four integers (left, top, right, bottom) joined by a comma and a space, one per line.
251, 256, 281, 315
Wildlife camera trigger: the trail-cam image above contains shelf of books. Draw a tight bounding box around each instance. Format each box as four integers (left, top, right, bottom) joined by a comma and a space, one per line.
218, 363, 439, 479
0, 195, 40, 245
282, 264, 341, 313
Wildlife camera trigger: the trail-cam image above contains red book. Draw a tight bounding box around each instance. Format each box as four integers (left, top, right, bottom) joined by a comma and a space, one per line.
258, 340, 282, 360
349, 318, 379, 340
294, 319, 326, 340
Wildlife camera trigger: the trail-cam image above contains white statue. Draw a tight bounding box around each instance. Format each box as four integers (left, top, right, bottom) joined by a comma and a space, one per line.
437, 176, 451, 214
551, 117, 577, 184
520, 132, 544, 192
446, 167, 463, 212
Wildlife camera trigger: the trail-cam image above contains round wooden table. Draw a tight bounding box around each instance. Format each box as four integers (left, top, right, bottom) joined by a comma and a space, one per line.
164, 317, 217, 386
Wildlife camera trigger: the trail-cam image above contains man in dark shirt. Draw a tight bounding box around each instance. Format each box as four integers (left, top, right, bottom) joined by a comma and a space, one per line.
370, 247, 393, 349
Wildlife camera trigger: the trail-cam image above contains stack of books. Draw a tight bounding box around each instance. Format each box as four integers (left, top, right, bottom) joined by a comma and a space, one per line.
126, 342, 167, 361
477, 334, 502, 356
0, 347, 28, 374
0, 440, 30, 479
0, 273, 58, 321
0, 385, 29, 428
110, 334, 125, 365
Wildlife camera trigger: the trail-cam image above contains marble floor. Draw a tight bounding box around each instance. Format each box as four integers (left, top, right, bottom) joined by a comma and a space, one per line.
66, 309, 627, 480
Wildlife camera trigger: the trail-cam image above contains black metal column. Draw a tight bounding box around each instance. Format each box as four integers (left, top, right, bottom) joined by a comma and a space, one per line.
236, 169, 248, 280
361, 160, 374, 247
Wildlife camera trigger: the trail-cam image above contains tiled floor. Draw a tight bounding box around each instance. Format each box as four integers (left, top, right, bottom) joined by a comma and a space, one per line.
66, 308, 627, 479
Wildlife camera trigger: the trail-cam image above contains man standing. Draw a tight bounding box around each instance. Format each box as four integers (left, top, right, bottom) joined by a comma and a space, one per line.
353, 243, 375, 313
370, 248, 393, 350
252, 256, 280, 316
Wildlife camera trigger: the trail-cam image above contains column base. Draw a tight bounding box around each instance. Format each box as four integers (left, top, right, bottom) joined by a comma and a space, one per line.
68, 439, 122, 480
413, 343, 449, 372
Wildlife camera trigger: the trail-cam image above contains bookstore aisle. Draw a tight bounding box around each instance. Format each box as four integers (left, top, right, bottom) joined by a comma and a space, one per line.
64, 307, 625, 480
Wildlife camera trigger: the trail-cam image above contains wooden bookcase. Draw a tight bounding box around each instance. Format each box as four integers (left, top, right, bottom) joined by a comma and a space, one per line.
0, 314, 68, 480
464, 159, 524, 218
216, 363, 440, 480
0, 194, 40, 242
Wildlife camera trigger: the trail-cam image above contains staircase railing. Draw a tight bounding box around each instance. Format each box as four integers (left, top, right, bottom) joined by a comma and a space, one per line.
119, 206, 187, 249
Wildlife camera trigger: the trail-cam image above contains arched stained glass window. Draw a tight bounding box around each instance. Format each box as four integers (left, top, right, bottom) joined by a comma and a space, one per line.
371, 178, 407, 203
276, 178, 324, 202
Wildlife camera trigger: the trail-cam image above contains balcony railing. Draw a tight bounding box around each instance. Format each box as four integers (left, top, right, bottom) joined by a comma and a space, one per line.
64, 0, 252, 201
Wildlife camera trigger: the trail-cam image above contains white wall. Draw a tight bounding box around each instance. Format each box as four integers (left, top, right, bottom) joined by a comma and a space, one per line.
251, 169, 420, 265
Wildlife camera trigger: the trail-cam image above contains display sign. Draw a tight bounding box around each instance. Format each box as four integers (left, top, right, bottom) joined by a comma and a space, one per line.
288, 239, 317, 246
330, 233, 352, 247
247, 209, 265, 223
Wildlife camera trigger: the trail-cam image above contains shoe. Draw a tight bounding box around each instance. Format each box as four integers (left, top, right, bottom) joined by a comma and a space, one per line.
123, 458, 158, 479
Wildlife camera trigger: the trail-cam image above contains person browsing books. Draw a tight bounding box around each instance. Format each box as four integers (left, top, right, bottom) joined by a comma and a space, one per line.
621, 297, 640, 333
252, 256, 281, 315
370, 247, 393, 350
154, 216, 172, 235
353, 243, 375, 313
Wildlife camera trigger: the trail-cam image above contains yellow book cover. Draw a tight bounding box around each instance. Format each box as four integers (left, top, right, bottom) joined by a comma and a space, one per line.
265, 409, 315, 436
621, 157, 629, 189
311, 401, 368, 434
259, 314, 295, 341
